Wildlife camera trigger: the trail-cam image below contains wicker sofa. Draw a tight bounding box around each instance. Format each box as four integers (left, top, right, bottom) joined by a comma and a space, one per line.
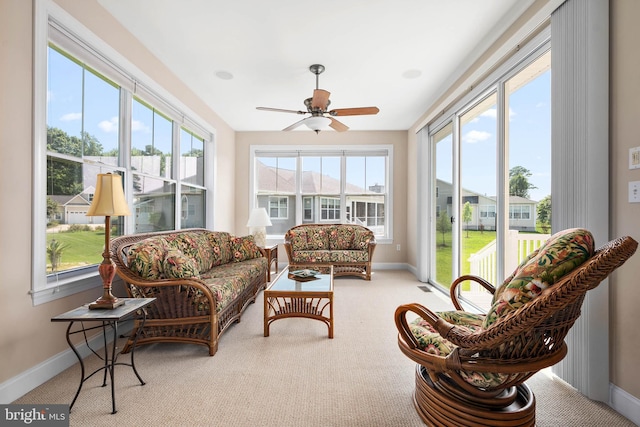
111, 228, 267, 356
284, 223, 376, 280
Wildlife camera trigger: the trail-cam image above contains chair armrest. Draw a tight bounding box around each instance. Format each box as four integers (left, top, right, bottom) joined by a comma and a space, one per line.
449, 275, 496, 310
394, 303, 459, 350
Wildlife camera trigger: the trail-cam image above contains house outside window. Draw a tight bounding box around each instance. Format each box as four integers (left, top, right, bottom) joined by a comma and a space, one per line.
251, 146, 392, 240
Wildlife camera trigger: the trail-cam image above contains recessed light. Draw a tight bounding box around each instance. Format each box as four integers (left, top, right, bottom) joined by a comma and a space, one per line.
402, 69, 422, 79
215, 70, 234, 80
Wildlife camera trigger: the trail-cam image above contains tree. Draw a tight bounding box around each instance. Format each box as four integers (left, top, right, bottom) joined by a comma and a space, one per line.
47, 239, 68, 272
537, 194, 551, 233
462, 201, 472, 238
509, 166, 537, 198
436, 211, 451, 247
47, 127, 104, 195
46, 197, 59, 223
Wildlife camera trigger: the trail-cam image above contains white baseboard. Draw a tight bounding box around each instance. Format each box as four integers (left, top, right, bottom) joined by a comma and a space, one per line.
610, 382, 640, 425
0, 324, 132, 404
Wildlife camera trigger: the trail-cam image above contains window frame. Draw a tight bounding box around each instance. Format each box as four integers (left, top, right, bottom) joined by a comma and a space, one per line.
32, 0, 215, 305
250, 145, 393, 243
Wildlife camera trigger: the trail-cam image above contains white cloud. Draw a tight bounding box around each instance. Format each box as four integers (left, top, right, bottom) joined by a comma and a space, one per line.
98, 116, 118, 133
481, 108, 497, 119
131, 119, 151, 133
463, 130, 491, 144
60, 112, 82, 121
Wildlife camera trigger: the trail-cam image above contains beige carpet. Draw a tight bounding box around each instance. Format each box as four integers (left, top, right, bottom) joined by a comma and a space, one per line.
15, 270, 637, 426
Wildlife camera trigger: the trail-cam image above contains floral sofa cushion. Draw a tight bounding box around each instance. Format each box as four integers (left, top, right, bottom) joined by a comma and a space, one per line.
161, 231, 215, 273
483, 228, 595, 328
231, 235, 262, 262
162, 249, 201, 279
127, 237, 171, 280
206, 231, 233, 266
126, 231, 265, 285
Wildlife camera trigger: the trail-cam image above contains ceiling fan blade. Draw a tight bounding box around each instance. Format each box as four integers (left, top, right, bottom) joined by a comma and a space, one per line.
257, 107, 306, 115
282, 118, 308, 131
329, 117, 349, 132
329, 106, 380, 116
311, 89, 331, 110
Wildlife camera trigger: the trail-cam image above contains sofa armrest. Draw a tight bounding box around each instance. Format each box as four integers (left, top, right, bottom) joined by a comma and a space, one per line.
117, 268, 216, 319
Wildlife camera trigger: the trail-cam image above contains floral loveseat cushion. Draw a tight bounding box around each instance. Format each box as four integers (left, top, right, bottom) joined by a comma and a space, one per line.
284, 224, 376, 280
408, 228, 595, 388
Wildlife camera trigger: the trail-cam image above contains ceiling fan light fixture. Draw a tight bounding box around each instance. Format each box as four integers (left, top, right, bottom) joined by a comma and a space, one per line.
305, 116, 332, 132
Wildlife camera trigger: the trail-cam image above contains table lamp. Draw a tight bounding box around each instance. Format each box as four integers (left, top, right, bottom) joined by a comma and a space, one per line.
86, 173, 131, 309
246, 207, 272, 247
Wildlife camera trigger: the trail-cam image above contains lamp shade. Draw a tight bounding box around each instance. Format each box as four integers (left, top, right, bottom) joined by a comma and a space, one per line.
305, 116, 332, 131
246, 207, 272, 227
86, 173, 131, 217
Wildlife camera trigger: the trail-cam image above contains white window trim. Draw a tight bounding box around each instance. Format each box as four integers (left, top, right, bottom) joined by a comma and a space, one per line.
250, 145, 393, 243
32, 0, 216, 305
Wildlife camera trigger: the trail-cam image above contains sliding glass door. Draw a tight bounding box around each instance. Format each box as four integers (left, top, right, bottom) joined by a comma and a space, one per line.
429, 47, 551, 310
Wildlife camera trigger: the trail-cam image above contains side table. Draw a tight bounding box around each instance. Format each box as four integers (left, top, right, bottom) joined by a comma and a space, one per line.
263, 244, 279, 281
51, 298, 155, 414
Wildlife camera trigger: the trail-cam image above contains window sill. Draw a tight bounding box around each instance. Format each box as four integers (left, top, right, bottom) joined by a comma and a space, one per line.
32, 271, 102, 306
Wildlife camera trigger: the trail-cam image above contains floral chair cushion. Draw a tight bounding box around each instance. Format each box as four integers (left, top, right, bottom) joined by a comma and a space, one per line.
409, 312, 508, 388
230, 235, 262, 262
483, 228, 595, 328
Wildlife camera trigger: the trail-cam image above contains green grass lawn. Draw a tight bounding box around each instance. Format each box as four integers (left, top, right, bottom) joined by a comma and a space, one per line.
435, 230, 497, 288
46, 230, 106, 272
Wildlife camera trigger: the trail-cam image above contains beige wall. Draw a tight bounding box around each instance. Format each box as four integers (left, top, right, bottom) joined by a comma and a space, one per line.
0, 0, 236, 386
610, 0, 640, 398
234, 131, 408, 267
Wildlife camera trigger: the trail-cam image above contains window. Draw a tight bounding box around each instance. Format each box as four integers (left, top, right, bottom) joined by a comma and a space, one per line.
509, 205, 531, 220
269, 197, 289, 219
32, 3, 213, 304
320, 197, 340, 221
251, 146, 393, 240
480, 205, 496, 218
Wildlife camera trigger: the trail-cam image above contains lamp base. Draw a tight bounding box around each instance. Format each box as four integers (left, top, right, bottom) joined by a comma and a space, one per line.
89, 298, 125, 310
89, 295, 124, 310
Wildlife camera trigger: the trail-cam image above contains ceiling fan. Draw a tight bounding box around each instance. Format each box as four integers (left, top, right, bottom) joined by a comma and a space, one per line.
256, 64, 379, 133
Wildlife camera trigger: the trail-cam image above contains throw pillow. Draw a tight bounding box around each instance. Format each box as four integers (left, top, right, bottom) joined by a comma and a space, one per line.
483, 228, 595, 328
162, 249, 200, 279
231, 235, 262, 262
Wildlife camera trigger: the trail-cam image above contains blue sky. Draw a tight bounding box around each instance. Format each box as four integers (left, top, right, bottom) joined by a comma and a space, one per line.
437, 70, 551, 202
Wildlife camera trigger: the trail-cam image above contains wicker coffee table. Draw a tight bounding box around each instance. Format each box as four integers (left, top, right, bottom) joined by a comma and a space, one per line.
264, 265, 334, 338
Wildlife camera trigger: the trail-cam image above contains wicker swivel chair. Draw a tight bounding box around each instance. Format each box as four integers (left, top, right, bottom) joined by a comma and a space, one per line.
395, 231, 637, 427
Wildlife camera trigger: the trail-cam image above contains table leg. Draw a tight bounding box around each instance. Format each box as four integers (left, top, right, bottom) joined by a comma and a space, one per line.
128, 310, 147, 385
66, 321, 84, 412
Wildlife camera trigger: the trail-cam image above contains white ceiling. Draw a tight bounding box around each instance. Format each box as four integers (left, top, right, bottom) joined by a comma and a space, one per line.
98, 0, 532, 132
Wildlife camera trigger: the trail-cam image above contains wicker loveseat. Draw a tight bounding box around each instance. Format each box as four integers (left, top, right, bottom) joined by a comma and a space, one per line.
283, 223, 376, 280
111, 228, 268, 356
